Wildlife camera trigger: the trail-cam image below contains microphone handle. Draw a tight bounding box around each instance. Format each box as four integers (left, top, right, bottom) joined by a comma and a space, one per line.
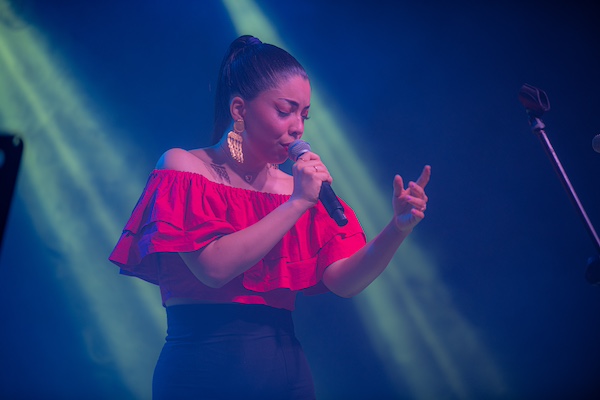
320, 182, 348, 226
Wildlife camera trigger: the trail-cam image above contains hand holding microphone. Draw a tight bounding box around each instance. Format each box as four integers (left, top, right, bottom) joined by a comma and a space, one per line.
288, 140, 348, 226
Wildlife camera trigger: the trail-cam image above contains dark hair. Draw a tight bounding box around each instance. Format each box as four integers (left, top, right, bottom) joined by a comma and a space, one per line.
211, 35, 308, 144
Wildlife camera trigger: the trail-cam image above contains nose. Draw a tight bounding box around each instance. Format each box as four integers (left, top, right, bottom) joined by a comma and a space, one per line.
289, 115, 304, 139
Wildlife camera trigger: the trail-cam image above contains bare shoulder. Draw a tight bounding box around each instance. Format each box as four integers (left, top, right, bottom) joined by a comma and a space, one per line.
156, 148, 211, 175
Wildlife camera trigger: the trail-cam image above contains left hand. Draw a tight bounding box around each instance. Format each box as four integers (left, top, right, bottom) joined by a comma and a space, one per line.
392, 165, 431, 233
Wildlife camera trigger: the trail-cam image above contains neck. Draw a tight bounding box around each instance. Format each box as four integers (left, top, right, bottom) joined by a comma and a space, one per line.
219, 142, 268, 184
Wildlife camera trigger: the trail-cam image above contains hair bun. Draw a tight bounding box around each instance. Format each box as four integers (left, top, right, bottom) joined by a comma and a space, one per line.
247, 36, 262, 46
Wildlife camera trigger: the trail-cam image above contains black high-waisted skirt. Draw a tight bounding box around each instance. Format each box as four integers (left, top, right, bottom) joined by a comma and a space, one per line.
152, 303, 316, 400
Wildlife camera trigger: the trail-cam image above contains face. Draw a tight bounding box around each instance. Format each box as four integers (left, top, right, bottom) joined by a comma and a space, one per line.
238, 74, 311, 165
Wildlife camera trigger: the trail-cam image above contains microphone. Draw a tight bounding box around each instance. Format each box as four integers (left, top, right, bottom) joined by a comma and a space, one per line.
593, 134, 600, 153
288, 140, 348, 226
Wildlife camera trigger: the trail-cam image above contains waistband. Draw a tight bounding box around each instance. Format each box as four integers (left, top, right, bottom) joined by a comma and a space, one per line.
164, 303, 295, 341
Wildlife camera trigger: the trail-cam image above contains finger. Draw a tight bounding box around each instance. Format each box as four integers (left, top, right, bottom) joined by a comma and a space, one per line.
405, 195, 427, 210
297, 151, 321, 162
408, 181, 424, 197
393, 174, 405, 197
408, 184, 429, 203
410, 208, 425, 219
299, 160, 333, 184
311, 163, 328, 175
320, 166, 333, 184
415, 165, 431, 188
312, 164, 333, 184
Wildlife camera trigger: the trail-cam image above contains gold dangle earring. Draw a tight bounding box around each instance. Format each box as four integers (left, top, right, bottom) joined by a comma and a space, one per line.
227, 119, 245, 163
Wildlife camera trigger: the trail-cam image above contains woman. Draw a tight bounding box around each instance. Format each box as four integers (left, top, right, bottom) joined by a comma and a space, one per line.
109, 35, 430, 399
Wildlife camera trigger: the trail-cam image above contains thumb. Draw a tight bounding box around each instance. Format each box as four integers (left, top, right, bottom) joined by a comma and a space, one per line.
393, 174, 405, 197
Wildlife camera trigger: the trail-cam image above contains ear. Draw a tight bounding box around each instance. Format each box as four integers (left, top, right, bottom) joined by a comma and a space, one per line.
230, 96, 246, 121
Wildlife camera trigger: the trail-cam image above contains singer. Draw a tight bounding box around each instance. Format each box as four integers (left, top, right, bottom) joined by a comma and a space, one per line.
109, 35, 430, 400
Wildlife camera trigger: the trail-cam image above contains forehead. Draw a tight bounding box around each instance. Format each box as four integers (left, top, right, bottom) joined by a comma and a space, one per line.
259, 75, 311, 105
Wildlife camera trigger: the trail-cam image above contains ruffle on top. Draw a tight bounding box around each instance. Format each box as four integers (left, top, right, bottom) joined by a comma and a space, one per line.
109, 169, 366, 303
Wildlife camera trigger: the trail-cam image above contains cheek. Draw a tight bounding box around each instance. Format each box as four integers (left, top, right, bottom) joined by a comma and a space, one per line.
259, 118, 286, 138
245, 106, 286, 139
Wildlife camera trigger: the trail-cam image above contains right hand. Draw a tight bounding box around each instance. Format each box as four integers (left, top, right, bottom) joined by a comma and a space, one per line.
290, 151, 332, 207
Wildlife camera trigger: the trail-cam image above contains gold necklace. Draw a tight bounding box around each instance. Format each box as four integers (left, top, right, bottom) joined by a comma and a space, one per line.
220, 145, 267, 184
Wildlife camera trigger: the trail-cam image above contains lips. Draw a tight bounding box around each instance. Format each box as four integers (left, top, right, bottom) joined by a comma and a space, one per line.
279, 143, 292, 160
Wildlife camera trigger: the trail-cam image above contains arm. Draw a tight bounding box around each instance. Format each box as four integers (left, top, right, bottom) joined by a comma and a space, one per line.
323, 166, 431, 298
181, 199, 309, 288
158, 148, 329, 288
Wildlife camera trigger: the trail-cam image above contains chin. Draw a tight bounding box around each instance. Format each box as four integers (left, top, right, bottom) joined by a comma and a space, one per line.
272, 157, 287, 166
274, 148, 289, 163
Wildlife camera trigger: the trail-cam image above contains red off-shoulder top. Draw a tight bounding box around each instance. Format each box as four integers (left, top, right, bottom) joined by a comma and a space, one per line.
108, 169, 366, 310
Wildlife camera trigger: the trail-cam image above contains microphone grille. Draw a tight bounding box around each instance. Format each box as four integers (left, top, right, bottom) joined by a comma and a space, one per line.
593, 134, 600, 153
288, 140, 311, 161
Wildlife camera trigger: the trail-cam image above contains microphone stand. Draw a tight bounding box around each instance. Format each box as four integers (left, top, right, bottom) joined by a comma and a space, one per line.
519, 84, 600, 285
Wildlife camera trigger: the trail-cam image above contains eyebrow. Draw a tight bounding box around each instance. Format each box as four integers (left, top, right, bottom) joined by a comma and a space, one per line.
279, 98, 310, 110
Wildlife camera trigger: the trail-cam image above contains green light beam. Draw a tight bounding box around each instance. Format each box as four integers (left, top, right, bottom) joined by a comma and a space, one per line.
222, 1, 506, 398
0, 4, 166, 398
